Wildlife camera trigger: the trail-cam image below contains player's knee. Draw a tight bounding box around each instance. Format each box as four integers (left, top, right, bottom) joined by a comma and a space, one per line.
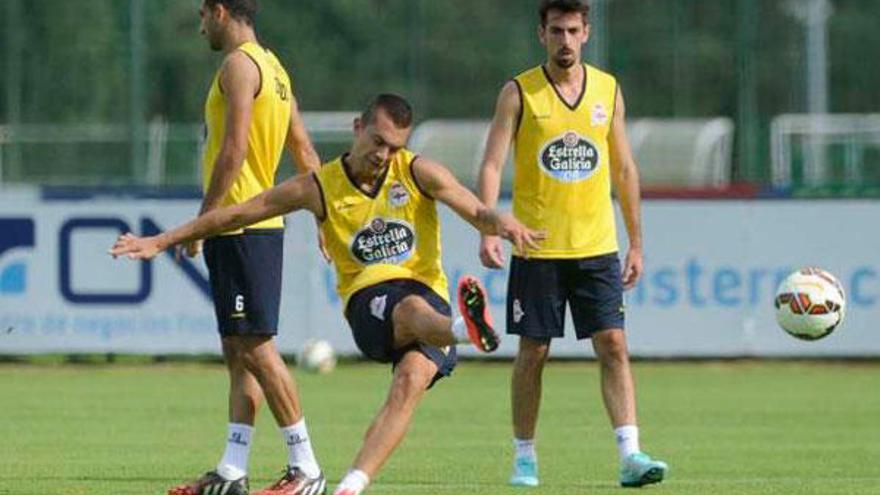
230, 337, 275, 372
222, 339, 248, 368
517, 340, 550, 369
594, 330, 629, 365
239, 385, 261, 414
389, 369, 430, 405
391, 296, 429, 334
238, 351, 262, 374
394, 296, 429, 320
516, 353, 548, 374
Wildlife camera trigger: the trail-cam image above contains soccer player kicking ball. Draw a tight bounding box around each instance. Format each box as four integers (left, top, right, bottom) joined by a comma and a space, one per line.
111, 94, 544, 495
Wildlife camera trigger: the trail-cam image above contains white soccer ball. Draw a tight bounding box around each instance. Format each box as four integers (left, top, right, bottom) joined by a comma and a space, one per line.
774, 268, 846, 341
297, 339, 337, 373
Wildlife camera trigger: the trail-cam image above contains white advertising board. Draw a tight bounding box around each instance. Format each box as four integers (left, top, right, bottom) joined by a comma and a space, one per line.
1, 191, 877, 357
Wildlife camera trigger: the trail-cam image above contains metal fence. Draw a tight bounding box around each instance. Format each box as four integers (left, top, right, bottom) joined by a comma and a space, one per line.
2, 0, 879, 192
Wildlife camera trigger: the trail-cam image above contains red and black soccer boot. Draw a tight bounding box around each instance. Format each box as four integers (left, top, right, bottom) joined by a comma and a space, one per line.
457, 275, 500, 352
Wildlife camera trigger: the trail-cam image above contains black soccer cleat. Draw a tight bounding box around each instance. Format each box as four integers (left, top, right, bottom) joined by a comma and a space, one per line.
167, 470, 249, 495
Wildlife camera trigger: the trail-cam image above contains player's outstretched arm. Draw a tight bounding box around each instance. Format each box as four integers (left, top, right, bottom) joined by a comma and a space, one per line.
476, 81, 521, 268
609, 87, 644, 290
412, 157, 544, 256
109, 173, 323, 260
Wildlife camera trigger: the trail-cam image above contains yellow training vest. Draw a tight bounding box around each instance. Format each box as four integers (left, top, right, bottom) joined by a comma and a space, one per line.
316, 150, 448, 306
512, 63, 618, 258
203, 41, 292, 233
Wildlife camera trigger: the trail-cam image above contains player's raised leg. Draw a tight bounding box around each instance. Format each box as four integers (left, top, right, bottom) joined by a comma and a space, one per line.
388, 278, 499, 354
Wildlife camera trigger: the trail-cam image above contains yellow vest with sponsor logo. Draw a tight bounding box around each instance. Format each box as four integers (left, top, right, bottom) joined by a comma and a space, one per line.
512, 63, 618, 258
203, 41, 291, 233
316, 149, 448, 306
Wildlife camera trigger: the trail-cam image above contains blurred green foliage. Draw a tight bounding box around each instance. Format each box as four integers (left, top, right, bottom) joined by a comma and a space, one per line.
1, 0, 879, 187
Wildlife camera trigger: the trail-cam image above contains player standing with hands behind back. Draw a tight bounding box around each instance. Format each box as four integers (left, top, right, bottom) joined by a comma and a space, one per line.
169, 1, 327, 494
477, 0, 668, 488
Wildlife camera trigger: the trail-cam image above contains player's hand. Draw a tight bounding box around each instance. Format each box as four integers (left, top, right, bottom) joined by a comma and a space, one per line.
479, 235, 505, 269
496, 213, 545, 258
622, 246, 643, 290
175, 240, 203, 261
109, 233, 163, 261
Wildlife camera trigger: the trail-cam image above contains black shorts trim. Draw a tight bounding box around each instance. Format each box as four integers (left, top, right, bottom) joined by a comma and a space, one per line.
204, 230, 284, 337
241, 227, 284, 235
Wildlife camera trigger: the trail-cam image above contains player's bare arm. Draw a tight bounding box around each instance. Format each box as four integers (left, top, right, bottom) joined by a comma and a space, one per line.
479, 81, 521, 211
200, 51, 260, 215
286, 95, 321, 173
110, 173, 323, 260
609, 87, 644, 290
413, 156, 544, 256
179, 51, 260, 258
286, 94, 331, 261
477, 80, 522, 268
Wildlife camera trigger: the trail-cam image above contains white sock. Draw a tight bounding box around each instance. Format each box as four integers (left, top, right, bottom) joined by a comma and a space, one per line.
614, 425, 640, 461
281, 419, 321, 478
514, 438, 536, 460
451, 316, 470, 344
333, 469, 370, 495
216, 423, 253, 480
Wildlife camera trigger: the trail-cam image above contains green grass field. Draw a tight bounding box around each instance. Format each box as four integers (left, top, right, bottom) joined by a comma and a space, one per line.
2, 360, 879, 495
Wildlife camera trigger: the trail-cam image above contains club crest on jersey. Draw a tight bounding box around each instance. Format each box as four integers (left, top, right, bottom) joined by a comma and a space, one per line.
351, 218, 415, 265
538, 131, 600, 182
591, 103, 609, 126
388, 181, 410, 207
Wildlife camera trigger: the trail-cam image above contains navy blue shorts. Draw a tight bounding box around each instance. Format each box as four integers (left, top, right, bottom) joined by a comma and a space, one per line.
507, 253, 625, 340
346, 279, 457, 387
203, 229, 283, 337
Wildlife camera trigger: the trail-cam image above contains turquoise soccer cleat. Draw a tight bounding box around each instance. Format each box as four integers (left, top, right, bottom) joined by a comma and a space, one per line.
620, 452, 668, 488
508, 457, 539, 487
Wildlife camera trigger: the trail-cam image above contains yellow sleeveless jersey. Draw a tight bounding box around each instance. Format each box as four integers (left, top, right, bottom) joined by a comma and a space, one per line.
512, 64, 619, 258
203, 41, 292, 233
315, 149, 448, 306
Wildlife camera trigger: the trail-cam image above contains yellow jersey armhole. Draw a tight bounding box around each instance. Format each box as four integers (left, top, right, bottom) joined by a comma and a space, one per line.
235, 48, 264, 99
311, 172, 328, 222
408, 155, 434, 200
